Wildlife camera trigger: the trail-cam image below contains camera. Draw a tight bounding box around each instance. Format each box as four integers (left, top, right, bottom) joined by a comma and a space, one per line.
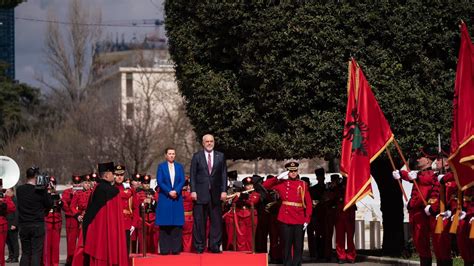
35, 173, 50, 190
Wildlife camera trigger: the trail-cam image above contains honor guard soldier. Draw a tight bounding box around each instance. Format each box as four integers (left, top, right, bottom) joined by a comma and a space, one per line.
0, 185, 16, 266
263, 162, 312, 266
334, 176, 356, 264
114, 165, 135, 254
233, 176, 260, 251
309, 168, 328, 261
265, 175, 283, 264
182, 177, 194, 252
62, 175, 81, 266
393, 146, 438, 266
43, 176, 62, 266
71, 174, 93, 224
451, 184, 474, 265
133, 174, 159, 254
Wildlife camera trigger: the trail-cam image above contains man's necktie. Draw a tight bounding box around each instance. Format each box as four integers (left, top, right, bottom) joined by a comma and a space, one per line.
207, 153, 212, 175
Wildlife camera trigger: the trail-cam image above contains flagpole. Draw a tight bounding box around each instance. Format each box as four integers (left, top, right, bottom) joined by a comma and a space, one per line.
392, 138, 428, 206
385, 146, 408, 201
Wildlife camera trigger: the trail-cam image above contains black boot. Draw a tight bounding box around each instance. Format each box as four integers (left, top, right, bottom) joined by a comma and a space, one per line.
420, 257, 432, 266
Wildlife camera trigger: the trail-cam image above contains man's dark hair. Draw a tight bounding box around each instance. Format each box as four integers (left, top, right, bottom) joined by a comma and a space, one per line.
315, 167, 325, 177
26, 167, 38, 179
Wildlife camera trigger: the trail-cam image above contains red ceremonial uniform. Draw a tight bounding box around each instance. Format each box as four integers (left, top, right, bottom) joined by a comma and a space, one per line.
116, 184, 134, 231
334, 184, 356, 263
428, 171, 453, 263
182, 189, 194, 252
0, 195, 16, 266
401, 169, 437, 261
233, 191, 260, 251
133, 188, 159, 254
263, 178, 312, 225
62, 187, 80, 265
43, 199, 62, 266
456, 186, 474, 264
71, 189, 92, 220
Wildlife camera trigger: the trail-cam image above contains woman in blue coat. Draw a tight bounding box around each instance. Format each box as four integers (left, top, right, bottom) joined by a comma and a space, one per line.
155, 147, 185, 255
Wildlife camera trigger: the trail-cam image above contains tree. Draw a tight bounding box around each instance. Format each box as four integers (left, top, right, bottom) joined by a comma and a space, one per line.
40, 0, 102, 112
0, 63, 40, 149
164, 2, 473, 160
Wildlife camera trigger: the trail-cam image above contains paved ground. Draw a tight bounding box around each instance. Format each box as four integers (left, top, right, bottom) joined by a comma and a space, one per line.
5, 235, 416, 265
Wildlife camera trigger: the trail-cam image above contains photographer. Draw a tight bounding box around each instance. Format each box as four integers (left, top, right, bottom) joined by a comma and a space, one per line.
16, 167, 53, 266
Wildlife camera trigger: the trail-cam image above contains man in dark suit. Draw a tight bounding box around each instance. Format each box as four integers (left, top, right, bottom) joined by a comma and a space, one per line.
190, 134, 228, 253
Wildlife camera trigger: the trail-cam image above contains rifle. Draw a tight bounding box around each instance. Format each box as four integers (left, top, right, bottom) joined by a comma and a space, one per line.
435, 134, 446, 234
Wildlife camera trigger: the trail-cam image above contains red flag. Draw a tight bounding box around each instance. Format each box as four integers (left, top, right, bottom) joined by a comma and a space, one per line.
340, 59, 394, 211
448, 22, 474, 191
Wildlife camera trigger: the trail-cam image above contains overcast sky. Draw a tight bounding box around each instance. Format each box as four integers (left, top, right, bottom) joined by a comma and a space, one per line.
15, 0, 164, 89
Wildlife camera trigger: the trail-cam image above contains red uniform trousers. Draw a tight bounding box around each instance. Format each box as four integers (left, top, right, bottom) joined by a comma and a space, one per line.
0, 223, 7, 266
335, 206, 356, 262
410, 210, 431, 259
65, 216, 79, 263
43, 211, 62, 266
457, 219, 474, 263
235, 207, 258, 252
430, 217, 452, 261
183, 211, 194, 252
137, 220, 159, 254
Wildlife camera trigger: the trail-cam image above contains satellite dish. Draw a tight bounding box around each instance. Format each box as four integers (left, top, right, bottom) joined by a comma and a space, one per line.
0, 156, 20, 189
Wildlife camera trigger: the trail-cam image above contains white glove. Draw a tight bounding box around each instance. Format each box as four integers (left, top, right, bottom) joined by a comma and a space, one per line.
469, 217, 473, 224
130, 226, 135, 235
303, 222, 308, 231
277, 171, 289, 180
437, 174, 445, 182
451, 211, 467, 221
123, 182, 131, 189
392, 170, 401, 180
424, 205, 432, 216
436, 210, 452, 220
408, 171, 418, 180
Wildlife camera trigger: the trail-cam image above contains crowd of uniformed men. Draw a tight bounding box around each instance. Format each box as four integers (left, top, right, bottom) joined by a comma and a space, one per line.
1, 147, 473, 266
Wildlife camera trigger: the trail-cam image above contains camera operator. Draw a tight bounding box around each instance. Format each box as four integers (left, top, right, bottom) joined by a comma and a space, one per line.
16, 167, 53, 266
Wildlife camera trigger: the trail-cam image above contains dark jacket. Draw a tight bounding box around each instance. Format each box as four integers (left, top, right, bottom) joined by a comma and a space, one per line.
190, 150, 227, 204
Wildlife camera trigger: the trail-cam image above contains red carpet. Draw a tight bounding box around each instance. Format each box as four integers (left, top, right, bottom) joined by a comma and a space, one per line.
131, 251, 268, 266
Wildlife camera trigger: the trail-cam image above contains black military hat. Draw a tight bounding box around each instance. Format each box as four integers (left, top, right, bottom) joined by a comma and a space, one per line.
90, 172, 98, 182
81, 174, 91, 182
242, 176, 253, 186
417, 146, 438, 160
98, 162, 114, 173
132, 173, 142, 182
266, 174, 275, 180
227, 170, 238, 180
114, 164, 126, 175
72, 174, 81, 184
285, 161, 299, 171
142, 174, 151, 184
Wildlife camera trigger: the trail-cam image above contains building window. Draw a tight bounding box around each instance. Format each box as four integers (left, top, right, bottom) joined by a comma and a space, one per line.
126, 73, 133, 97
126, 103, 134, 119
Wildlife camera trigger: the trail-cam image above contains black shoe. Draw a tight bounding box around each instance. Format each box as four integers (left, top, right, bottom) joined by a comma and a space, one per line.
172, 252, 180, 255
337, 259, 345, 264
196, 249, 204, 254
5, 258, 13, 263
346, 259, 355, 264
160, 252, 170, 255
12, 258, 19, 263
210, 249, 222, 253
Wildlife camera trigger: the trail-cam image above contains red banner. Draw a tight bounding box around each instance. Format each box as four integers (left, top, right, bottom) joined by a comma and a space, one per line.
340, 59, 394, 210
448, 22, 474, 191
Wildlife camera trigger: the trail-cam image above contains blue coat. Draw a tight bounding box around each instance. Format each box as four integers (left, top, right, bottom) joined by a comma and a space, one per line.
155, 161, 185, 226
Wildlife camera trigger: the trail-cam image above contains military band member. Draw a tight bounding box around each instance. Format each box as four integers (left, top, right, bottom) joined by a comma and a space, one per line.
43, 176, 62, 266
263, 162, 312, 266
62, 174, 81, 266
129, 173, 141, 253
393, 147, 438, 266
454, 186, 474, 265
70, 175, 92, 224
233, 176, 260, 252
133, 174, 159, 254
114, 164, 135, 254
